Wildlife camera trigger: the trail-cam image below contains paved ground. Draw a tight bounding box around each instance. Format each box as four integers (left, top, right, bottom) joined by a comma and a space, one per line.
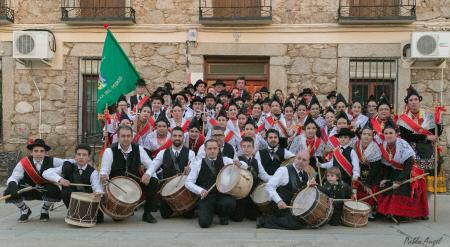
0, 189, 449, 247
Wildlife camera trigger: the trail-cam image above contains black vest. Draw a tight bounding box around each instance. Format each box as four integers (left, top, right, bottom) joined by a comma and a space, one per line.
110, 143, 141, 178
62, 162, 95, 193
195, 156, 225, 194
161, 146, 190, 179
259, 148, 286, 175
276, 165, 308, 204
238, 155, 259, 191
22, 156, 54, 186
222, 143, 235, 159
332, 146, 353, 184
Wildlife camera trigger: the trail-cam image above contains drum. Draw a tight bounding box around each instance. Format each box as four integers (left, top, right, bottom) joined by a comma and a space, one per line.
250, 183, 273, 215
65, 192, 100, 228
341, 201, 371, 227
160, 175, 199, 214
217, 165, 253, 199
101, 176, 142, 220
280, 157, 295, 167
291, 187, 333, 229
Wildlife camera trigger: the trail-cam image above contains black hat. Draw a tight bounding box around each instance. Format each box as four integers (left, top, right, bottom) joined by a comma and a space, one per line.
155, 113, 170, 126
327, 91, 337, 99
191, 96, 204, 104
233, 97, 244, 103
117, 94, 127, 103
335, 128, 355, 138
298, 98, 308, 108
205, 93, 216, 100
377, 94, 392, 109
335, 93, 348, 107
300, 88, 314, 97
218, 91, 231, 98
172, 92, 188, 102
262, 97, 271, 105
325, 105, 335, 114
213, 80, 225, 86
151, 95, 165, 105
164, 82, 174, 91
309, 95, 321, 108
188, 117, 201, 130
335, 111, 350, 123
404, 85, 422, 103
194, 79, 207, 89
136, 78, 146, 87
284, 101, 294, 109
303, 114, 320, 131
27, 139, 51, 151
120, 110, 130, 122
259, 87, 269, 93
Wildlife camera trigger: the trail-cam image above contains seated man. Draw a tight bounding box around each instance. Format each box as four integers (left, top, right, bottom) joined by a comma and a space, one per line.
4, 139, 73, 222
43, 143, 104, 223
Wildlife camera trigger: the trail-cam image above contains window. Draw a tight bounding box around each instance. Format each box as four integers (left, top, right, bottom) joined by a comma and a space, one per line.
199, 0, 272, 24
349, 57, 397, 105
212, 0, 262, 18
338, 0, 416, 23
61, 0, 135, 24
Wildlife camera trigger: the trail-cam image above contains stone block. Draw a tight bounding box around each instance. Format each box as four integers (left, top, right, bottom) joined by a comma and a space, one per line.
42, 110, 65, 125
312, 59, 337, 74
157, 45, 178, 56
47, 84, 64, 101
16, 83, 32, 95
167, 70, 186, 82
15, 102, 34, 114
39, 124, 52, 134
289, 57, 311, 74
270, 56, 291, 66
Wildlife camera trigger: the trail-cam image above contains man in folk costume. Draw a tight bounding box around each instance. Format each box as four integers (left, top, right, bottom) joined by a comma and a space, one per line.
255, 129, 295, 176
173, 92, 193, 120
299, 88, 314, 108
257, 98, 289, 148
257, 150, 316, 230
213, 80, 226, 96
235, 76, 251, 101
4, 139, 73, 222
129, 78, 149, 114
142, 113, 172, 159
241, 118, 268, 155
290, 115, 326, 164
397, 86, 442, 187
309, 95, 326, 128
112, 111, 134, 144
185, 139, 248, 228
183, 117, 205, 155
103, 95, 133, 146
218, 91, 232, 109
197, 126, 236, 160
377, 119, 428, 222
325, 91, 337, 113
194, 79, 207, 99
191, 96, 206, 134
43, 144, 104, 223
100, 126, 158, 223
146, 127, 196, 219
319, 128, 360, 198
132, 104, 153, 146
204, 93, 217, 132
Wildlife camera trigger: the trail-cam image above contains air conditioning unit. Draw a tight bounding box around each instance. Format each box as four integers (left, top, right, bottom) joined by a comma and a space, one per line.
13, 31, 55, 60
411, 32, 450, 58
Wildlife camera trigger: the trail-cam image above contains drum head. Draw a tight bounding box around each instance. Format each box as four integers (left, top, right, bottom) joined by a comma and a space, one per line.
217, 165, 241, 193
291, 187, 318, 216
344, 201, 371, 211
108, 177, 141, 204
161, 175, 186, 197
250, 183, 270, 204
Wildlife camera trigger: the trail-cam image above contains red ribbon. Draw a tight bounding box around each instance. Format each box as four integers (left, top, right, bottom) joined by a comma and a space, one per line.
435, 106, 446, 124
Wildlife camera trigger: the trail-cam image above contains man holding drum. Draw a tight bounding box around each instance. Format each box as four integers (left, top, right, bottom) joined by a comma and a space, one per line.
100, 126, 158, 223
185, 139, 247, 228
257, 150, 316, 230
43, 143, 104, 223
146, 127, 196, 218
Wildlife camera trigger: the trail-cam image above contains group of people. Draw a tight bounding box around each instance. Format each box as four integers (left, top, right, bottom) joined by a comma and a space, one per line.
3, 76, 442, 230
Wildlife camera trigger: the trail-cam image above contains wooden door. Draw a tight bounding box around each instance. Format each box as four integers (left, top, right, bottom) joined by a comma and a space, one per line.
349, 0, 399, 17
213, 0, 261, 18
80, 0, 125, 18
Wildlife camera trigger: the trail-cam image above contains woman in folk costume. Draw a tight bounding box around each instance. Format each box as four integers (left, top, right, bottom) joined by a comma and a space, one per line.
290, 115, 325, 163
142, 113, 172, 159
377, 119, 429, 222
320, 107, 336, 146
365, 94, 378, 119
397, 86, 442, 192
132, 104, 153, 146
283, 102, 297, 146
225, 102, 243, 153
257, 98, 289, 148
350, 100, 369, 131
335, 93, 353, 121
183, 117, 205, 155
372, 95, 395, 144
309, 95, 326, 129
206, 109, 228, 140
169, 102, 190, 131
354, 124, 383, 220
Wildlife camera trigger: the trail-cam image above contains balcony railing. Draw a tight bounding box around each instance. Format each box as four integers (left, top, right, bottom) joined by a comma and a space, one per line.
199, 0, 272, 25
61, 0, 135, 25
0, 0, 14, 24
338, 0, 416, 24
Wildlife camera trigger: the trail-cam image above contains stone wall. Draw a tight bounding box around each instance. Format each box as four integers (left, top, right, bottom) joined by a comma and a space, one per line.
416, 0, 450, 21
272, 0, 339, 24
134, 0, 198, 24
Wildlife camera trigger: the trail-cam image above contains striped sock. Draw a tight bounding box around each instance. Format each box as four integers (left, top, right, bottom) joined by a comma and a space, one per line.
14, 201, 30, 214
41, 201, 53, 214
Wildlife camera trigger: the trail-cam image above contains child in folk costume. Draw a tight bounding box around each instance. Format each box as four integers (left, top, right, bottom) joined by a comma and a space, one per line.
318, 167, 352, 226
350, 100, 369, 130
397, 86, 442, 189
325, 91, 337, 113
309, 95, 326, 128
324, 111, 356, 159
132, 104, 153, 146
129, 78, 149, 113
183, 117, 205, 155
372, 95, 395, 144
257, 98, 289, 148
377, 119, 429, 222
142, 113, 172, 159
150, 95, 165, 123
319, 128, 360, 194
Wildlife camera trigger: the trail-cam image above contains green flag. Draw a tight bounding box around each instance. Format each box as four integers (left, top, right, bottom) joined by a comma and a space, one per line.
97, 29, 139, 114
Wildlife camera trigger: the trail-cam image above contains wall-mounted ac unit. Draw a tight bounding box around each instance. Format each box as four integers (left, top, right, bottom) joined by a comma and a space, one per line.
411, 32, 450, 58
13, 31, 55, 60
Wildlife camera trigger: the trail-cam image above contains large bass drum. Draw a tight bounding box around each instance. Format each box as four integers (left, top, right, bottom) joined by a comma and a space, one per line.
291, 187, 333, 229
217, 165, 253, 199
101, 176, 142, 220
160, 175, 198, 214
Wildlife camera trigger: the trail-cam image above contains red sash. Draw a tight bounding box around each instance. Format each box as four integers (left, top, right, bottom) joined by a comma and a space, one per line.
132, 95, 150, 113
256, 124, 265, 133
20, 157, 48, 185
181, 120, 191, 132
354, 140, 365, 162
150, 139, 173, 158
266, 116, 275, 127
329, 135, 340, 148
209, 118, 218, 127
133, 120, 152, 143
276, 120, 289, 137
320, 127, 329, 144
378, 143, 404, 171
307, 137, 321, 157
224, 130, 235, 143
192, 134, 205, 153
399, 113, 432, 136
333, 148, 353, 177
371, 118, 385, 141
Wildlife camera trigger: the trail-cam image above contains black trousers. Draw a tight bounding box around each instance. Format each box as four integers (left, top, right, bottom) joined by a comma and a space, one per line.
61, 187, 103, 220
259, 208, 304, 230
159, 199, 195, 219
143, 177, 159, 213
5, 183, 61, 204
231, 196, 260, 222
197, 193, 236, 228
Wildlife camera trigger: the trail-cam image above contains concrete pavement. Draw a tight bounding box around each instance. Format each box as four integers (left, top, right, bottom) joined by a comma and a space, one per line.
0, 191, 449, 247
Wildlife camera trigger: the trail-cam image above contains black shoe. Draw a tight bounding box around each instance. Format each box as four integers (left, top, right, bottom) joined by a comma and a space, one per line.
18, 209, 32, 223
219, 216, 229, 225
142, 212, 157, 223
96, 211, 104, 224
256, 217, 264, 229
417, 216, 429, 221
368, 217, 376, 222
40, 213, 49, 222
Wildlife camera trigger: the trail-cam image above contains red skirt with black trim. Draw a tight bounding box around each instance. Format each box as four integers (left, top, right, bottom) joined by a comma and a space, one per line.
356, 186, 378, 206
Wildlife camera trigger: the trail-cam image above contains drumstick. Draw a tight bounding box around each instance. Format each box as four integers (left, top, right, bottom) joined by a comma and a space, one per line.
315, 157, 323, 186
0, 186, 35, 201
175, 174, 184, 188
50, 202, 65, 211
108, 180, 127, 194
126, 172, 141, 181
66, 183, 92, 187
134, 200, 146, 210
159, 174, 178, 183
207, 183, 216, 193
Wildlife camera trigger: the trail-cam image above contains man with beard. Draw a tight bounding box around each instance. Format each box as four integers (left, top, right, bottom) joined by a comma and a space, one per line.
145, 127, 196, 218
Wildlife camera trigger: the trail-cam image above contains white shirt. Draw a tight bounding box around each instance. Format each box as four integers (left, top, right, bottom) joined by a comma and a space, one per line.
43, 164, 103, 193
266, 165, 307, 204
146, 146, 196, 177
100, 144, 153, 177
254, 147, 295, 167
320, 144, 360, 179
196, 144, 237, 161
7, 157, 74, 184
185, 157, 247, 195
240, 155, 271, 183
